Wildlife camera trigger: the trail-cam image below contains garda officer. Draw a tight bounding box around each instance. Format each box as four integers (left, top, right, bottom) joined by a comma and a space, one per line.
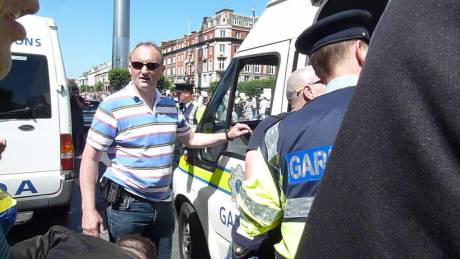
174, 81, 206, 166
230, 66, 325, 259
232, 9, 374, 259
175, 81, 205, 129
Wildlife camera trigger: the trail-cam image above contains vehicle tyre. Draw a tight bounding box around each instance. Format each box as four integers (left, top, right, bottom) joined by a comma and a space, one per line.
178, 202, 211, 259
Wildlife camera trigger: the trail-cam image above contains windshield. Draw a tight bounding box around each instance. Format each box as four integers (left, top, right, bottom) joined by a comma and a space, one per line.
0, 53, 51, 119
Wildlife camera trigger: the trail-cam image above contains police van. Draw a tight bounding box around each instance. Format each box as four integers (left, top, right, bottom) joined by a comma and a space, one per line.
172, 0, 319, 257
0, 15, 74, 219
172, 0, 389, 257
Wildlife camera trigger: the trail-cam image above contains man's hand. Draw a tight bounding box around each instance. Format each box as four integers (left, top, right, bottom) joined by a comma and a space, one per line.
82, 209, 105, 237
228, 123, 252, 140
0, 137, 6, 158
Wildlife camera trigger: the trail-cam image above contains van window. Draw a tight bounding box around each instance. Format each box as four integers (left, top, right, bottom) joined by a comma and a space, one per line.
196, 55, 279, 163
228, 55, 279, 155
0, 53, 51, 119
198, 60, 238, 163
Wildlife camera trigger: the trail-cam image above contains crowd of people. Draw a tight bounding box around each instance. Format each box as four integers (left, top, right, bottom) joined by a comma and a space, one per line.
2, 0, 460, 258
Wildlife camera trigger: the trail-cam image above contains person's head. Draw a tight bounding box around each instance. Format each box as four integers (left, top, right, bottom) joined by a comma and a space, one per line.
128, 42, 165, 92
116, 235, 157, 259
295, 9, 372, 83
0, 0, 39, 79
71, 86, 79, 97
286, 66, 325, 111
175, 82, 194, 104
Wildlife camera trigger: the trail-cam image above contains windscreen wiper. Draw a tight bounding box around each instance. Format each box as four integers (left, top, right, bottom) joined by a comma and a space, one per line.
0, 107, 31, 116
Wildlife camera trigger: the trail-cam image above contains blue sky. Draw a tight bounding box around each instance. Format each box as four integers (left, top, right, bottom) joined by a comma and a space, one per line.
36, 0, 268, 79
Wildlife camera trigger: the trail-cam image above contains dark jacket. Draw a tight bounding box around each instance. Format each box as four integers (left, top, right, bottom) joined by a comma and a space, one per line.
297, 0, 460, 258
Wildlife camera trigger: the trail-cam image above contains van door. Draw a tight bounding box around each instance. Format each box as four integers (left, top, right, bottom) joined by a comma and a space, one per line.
0, 53, 62, 198
190, 41, 291, 257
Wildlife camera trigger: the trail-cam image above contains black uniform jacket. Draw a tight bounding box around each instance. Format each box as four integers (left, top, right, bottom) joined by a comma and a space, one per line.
297, 0, 460, 258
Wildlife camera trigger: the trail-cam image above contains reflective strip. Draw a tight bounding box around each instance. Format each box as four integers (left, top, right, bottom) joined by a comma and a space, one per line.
239, 188, 280, 224
265, 122, 280, 169
283, 196, 314, 218
0, 190, 16, 213
177, 157, 232, 194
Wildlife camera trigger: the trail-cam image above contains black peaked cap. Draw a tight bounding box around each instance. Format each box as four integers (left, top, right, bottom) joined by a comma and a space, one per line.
175, 82, 194, 91
295, 9, 372, 55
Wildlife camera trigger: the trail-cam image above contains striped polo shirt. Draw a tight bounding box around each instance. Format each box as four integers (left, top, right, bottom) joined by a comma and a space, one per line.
86, 82, 191, 201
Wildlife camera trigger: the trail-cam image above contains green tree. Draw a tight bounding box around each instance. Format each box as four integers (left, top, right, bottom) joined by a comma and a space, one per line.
237, 78, 276, 98
108, 68, 131, 91
95, 82, 104, 92
157, 75, 172, 92
80, 84, 90, 92
208, 81, 219, 95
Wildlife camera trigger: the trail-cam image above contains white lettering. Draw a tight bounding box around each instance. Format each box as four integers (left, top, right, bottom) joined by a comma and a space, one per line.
314, 150, 327, 175
303, 153, 315, 176
289, 156, 301, 179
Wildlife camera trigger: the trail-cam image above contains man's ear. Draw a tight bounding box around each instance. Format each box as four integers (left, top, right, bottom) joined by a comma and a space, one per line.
355, 40, 366, 66
303, 85, 314, 101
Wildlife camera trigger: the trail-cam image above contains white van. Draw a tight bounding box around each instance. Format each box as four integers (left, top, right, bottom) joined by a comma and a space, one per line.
173, 0, 319, 258
0, 15, 74, 216
172, 0, 389, 257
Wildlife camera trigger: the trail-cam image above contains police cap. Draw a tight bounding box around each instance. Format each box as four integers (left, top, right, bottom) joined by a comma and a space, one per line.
175, 82, 194, 92
295, 9, 372, 56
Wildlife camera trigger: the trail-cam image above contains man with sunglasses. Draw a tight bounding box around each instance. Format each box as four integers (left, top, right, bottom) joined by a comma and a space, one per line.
232, 10, 373, 259
79, 42, 251, 259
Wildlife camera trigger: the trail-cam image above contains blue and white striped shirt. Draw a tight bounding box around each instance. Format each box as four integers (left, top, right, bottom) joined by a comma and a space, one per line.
87, 82, 190, 201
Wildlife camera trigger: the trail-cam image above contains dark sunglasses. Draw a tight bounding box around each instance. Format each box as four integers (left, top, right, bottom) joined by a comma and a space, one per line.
131, 61, 161, 71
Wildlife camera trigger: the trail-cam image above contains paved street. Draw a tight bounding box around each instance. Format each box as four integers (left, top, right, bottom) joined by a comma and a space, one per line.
7, 155, 180, 258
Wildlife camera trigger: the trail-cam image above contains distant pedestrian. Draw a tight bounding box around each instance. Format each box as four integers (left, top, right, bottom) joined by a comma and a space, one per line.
70, 86, 85, 156
251, 96, 257, 119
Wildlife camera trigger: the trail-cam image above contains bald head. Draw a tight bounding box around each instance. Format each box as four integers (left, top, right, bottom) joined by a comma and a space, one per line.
286, 66, 325, 111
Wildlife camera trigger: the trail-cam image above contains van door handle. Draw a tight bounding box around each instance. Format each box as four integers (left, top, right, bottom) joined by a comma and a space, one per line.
18, 125, 35, 131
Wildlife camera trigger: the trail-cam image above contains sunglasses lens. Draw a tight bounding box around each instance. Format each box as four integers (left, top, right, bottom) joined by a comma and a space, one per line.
146, 63, 160, 70
131, 62, 160, 71
131, 62, 144, 70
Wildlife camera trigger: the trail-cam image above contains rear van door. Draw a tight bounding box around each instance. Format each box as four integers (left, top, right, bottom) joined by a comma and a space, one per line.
0, 17, 64, 200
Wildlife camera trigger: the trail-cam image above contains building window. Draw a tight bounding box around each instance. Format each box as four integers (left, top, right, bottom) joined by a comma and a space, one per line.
219, 60, 225, 70
268, 65, 276, 74
220, 30, 226, 37
219, 44, 225, 53
244, 75, 250, 81
172, 67, 176, 75
172, 56, 176, 63
222, 17, 226, 23
244, 65, 251, 73
254, 65, 261, 73
236, 31, 241, 39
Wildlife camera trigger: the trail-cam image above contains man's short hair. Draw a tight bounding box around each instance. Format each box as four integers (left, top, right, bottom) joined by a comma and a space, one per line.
128, 42, 163, 62
116, 235, 157, 259
310, 39, 368, 80
286, 66, 319, 101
